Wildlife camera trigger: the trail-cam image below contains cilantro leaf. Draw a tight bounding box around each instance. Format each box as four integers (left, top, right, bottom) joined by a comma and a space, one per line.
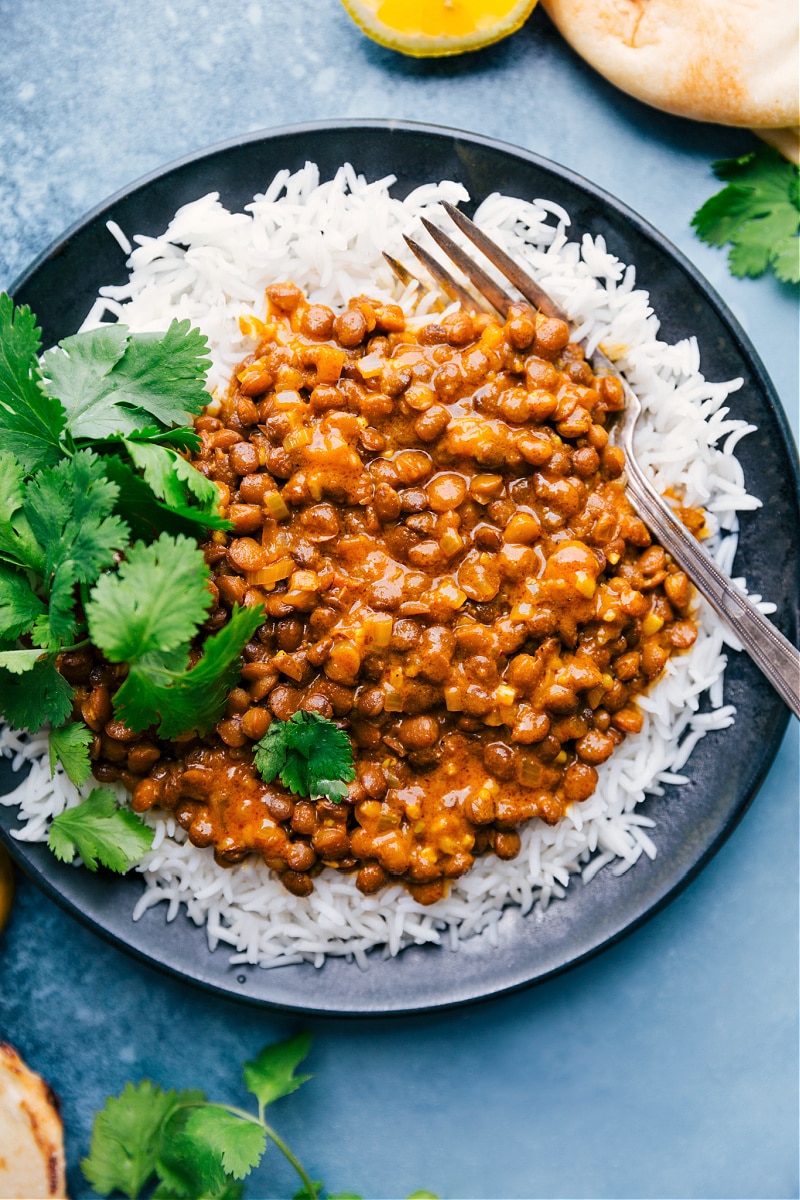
0, 565, 45, 639
103, 453, 228, 539
253, 713, 355, 802
42, 320, 212, 440
41, 323, 130, 438
122, 437, 221, 520
47, 788, 153, 872
0, 451, 45, 572
0, 294, 66, 472
125, 423, 203, 453
313, 778, 351, 802
82, 1081, 204, 1199
86, 532, 212, 663
179, 1108, 266, 1181
108, 604, 264, 737
153, 1177, 244, 1200
692, 147, 800, 283
156, 1107, 232, 1200
0, 648, 44, 673
29, 611, 60, 653
772, 235, 800, 285
112, 321, 212, 426
243, 1034, 313, 1111
49, 721, 93, 787
80, 1035, 376, 1200
0, 655, 73, 731
87, 534, 262, 737
24, 450, 129, 642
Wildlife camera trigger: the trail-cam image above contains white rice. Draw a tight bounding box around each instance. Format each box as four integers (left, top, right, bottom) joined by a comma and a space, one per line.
0, 162, 775, 969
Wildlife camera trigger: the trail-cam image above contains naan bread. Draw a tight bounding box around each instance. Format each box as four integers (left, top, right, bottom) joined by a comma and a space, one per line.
757, 125, 800, 164
0, 1044, 67, 1199
542, 0, 799, 129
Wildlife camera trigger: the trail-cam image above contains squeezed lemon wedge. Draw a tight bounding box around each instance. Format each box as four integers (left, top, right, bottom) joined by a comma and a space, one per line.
340, 0, 539, 57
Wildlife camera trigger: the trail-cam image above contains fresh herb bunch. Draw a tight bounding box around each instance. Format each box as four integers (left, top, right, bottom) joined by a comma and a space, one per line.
0, 294, 263, 869
82, 1034, 437, 1200
692, 146, 800, 284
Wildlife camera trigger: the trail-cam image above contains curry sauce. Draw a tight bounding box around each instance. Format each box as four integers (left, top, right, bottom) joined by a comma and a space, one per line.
67, 287, 698, 903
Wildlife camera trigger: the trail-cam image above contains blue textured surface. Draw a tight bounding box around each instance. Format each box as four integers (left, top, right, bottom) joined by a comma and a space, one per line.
0, 3, 798, 1198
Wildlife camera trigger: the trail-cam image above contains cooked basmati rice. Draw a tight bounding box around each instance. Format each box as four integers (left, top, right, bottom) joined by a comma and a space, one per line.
0, 161, 775, 969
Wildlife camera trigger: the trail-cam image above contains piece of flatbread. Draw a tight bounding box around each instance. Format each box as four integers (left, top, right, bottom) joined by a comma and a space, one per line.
756, 125, 800, 164
0, 1044, 67, 1199
542, 0, 800, 129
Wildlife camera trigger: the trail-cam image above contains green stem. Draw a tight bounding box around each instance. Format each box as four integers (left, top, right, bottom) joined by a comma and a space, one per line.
262, 1120, 319, 1199
214, 1103, 262, 1124
58, 636, 90, 653
79, 581, 92, 615
59, 430, 77, 458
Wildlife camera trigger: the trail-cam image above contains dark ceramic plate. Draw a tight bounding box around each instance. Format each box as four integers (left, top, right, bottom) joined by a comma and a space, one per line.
1, 120, 798, 1015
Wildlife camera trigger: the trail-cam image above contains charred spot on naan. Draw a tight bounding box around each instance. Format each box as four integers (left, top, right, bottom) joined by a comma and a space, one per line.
0, 1043, 66, 1200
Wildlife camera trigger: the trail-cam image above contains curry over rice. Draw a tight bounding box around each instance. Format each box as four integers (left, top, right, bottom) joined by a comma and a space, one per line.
60, 286, 698, 905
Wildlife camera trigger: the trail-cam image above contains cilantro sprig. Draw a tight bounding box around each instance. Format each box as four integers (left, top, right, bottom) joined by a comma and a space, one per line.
86, 534, 264, 737
253, 712, 356, 802
0, 294, 261, 873
48, 788, 153, 872
692, 146, 800, 284
82, 1034, 316, 1199
26, 449, 130, 646
82, 1035, 437, 1200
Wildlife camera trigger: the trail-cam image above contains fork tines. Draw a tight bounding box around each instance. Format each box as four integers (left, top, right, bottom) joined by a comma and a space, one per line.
402, 203, 571, 327
401, 234, 488, 314
441, 202, 569, 323
419, 217, 515, 318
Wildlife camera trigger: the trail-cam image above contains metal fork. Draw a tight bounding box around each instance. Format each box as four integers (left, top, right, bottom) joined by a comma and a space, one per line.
391, 203, 800, 719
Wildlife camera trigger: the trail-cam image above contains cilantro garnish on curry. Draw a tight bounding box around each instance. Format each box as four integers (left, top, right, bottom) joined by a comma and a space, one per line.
0, 292, 367, 874
0, 284, 700, 899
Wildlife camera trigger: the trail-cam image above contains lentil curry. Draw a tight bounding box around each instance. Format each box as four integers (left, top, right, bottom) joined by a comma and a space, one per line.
63, 287, 698, 905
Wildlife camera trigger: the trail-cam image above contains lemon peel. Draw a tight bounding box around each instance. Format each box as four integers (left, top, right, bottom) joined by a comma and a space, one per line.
340, 0, 539, 58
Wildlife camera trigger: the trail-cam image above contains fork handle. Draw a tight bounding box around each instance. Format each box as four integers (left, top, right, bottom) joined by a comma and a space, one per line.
623, 454, 800, 719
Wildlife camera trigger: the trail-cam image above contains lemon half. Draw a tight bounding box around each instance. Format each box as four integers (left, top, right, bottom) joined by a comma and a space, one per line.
341, 0, 539, 57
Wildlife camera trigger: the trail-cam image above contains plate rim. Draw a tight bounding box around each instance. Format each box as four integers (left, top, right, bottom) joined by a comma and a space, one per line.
2, 117, 797, 1016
